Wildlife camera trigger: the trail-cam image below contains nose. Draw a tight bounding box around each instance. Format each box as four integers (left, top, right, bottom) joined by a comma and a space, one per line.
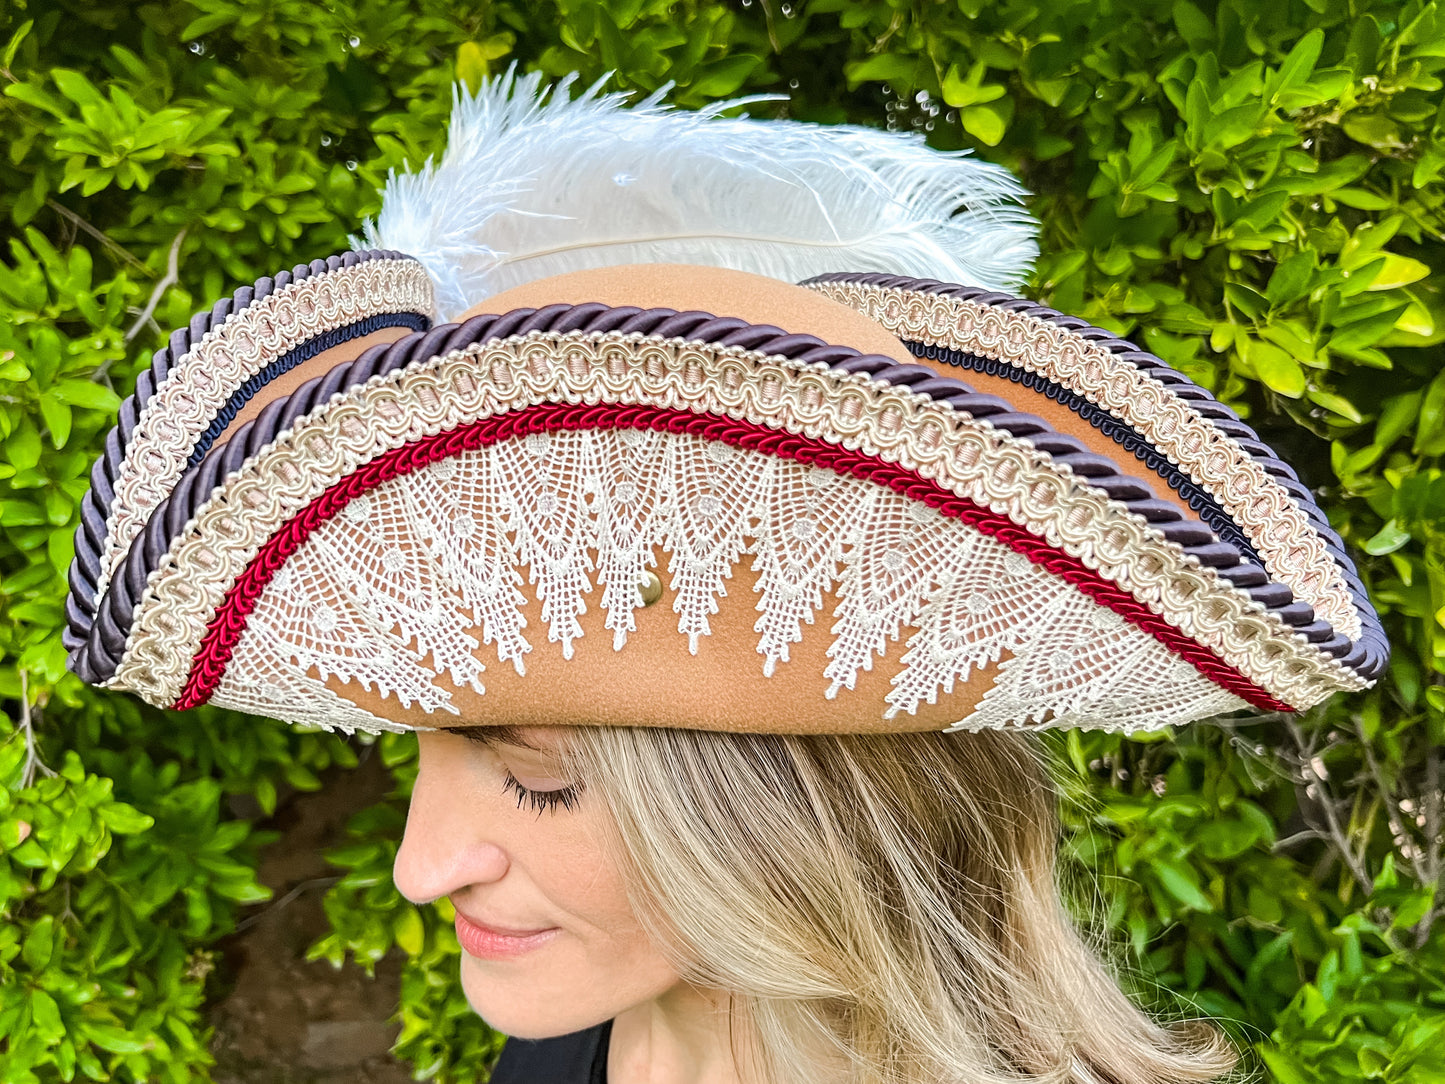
393, 732, 510, 905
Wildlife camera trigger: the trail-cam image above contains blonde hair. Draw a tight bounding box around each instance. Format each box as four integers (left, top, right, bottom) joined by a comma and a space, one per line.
557, 725, 1237, 1084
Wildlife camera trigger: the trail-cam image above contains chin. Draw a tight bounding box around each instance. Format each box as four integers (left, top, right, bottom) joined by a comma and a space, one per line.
459, 957, 610, 1040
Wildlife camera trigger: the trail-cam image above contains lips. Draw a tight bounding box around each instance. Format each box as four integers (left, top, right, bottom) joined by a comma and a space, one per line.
453, 908, 560, 960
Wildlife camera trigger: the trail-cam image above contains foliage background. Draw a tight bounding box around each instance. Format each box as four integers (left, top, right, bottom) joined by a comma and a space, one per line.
1, 0, 1443, 1080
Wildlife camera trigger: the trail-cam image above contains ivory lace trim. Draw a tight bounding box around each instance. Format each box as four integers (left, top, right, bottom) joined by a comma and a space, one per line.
93, 257, 434, 607
207, 427, 1246, 735
808, 280, 1360, 638
112, 332, 1364, 725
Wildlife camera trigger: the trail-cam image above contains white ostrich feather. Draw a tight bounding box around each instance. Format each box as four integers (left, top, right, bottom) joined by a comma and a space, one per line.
360, 67, 1037, 320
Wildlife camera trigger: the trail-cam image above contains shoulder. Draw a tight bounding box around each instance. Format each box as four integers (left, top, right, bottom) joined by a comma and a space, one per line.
489, 1021, 612, 1084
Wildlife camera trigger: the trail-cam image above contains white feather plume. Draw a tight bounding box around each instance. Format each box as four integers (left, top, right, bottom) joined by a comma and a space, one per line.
360, 67, 1038, 320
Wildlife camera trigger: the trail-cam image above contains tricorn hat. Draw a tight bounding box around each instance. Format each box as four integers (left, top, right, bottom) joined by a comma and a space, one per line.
63, 72, 1385, 737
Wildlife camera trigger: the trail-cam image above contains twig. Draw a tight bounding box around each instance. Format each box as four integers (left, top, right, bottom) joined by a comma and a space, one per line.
233, 875, 341, 935
46, 201, 153, 277
1424, 741, 1442, 882
759, 0, 781, 54
872, 9, 905, 53
1420, 742, 1443, 948
1360, 731, 1429, 886
18, 671, 55, 789
1272, 829, 1327, 851
1285, 716, 1373, 892
122, 227, 187, 346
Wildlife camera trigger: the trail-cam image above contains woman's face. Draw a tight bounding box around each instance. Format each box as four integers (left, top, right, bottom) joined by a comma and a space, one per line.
392, 726, 681, 1039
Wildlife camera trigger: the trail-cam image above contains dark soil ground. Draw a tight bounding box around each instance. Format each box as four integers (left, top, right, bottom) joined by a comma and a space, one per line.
209, 750, 417, 1083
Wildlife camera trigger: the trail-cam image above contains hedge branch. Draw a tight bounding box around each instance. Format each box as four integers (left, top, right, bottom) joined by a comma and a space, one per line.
46, 200, 153, 277
18, 670, 54, 789
234, 875, 341, 935
122, 226, 188, 347
1285, 716, 1374, 893
1361, 730, 1426, 885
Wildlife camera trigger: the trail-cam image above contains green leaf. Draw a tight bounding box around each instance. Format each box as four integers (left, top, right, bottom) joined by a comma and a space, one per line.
1225, 282, 1268, 320
1415, 369, 1445, 454
1330, 188, 1392, 210
50, 379, 120, 412
21, 915, 55, 969
1368, 254, 1431, 291
30, 989, 62, 1035
941, 61, 1006, 108
179, 11, 236, 39
5, 421, 41, 471
1331, 306, 1408, 353
1172, 1, 1212, 48
455, 42, 492, 94
1306, 388, 1363, 424
1266, 29, 1323, 104
38, 393, 71, 448
961, 101, 1012, 146
1154, 859, 1213, 911
394, 906, 424, 955
49, 68, 103, 110
1246, 340, 1306, 397
84, 1023, 149, 1054
254, 776, 277, 817
2, 19, 33, 70
1266, 252, 1315, 306
5, 80, 69, 119
1377, 392, 1423, 447
97, 802, 153, 835
1365, 519, 1412, 555
1343, 112, 1406, 149
844, 53, 917, 87
1260, 1047, 1313, 1084
690, 55, 761, 98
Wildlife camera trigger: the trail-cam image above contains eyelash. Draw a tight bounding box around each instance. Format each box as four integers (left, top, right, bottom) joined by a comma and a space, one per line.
453, 729, 582, 815
502, 772, 582, 815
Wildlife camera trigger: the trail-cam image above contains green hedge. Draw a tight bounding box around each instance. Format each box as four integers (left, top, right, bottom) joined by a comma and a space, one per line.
1, 0, 1442, 1080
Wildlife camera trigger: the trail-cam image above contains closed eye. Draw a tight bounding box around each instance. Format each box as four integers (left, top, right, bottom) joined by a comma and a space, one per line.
502, 772, 583, 815
452, 727, 584, 815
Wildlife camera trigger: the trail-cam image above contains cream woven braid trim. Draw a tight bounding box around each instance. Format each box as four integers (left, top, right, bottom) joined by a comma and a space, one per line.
807, 280, 1360, 638
113, 331, 1364, 715
205, 428, 1245, 735
93, 257, 434, 607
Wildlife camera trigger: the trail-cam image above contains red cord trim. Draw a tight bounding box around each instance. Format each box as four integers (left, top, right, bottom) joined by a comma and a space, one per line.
173, 403, 1291, 714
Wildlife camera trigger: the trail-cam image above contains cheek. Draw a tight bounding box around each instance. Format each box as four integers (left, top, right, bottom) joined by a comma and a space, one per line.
460, 816, 681, 1038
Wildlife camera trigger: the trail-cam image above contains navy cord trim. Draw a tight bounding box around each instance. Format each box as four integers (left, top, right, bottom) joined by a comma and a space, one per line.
187, 312, 429, 467
905, 339, 1266, 565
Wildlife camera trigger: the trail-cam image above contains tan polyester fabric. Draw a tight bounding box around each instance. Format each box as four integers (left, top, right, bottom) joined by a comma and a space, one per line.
469, 266, 1198, 521
219, 325, 417, 439
324, 547, 1007, 734
227, 265, 1188, 733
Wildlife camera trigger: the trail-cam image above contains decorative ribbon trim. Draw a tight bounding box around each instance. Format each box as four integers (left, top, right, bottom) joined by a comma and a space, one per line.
76, 254, 434, 616
805, 276, 1368, 646
79, 303, 1324, 677
174, 401, 1293, 715
188, 311, 430, 467
101, 329, 1360, 718
904, 339, 1265, 565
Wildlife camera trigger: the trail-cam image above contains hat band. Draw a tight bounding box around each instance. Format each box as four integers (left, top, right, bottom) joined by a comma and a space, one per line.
89, 255, 434, 608
172, 399, 1293, 716
108, 331, 1361, 725
807, 278, 1361, 640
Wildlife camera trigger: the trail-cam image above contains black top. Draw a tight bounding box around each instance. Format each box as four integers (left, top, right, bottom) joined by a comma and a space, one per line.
489, 1021, 611, 1084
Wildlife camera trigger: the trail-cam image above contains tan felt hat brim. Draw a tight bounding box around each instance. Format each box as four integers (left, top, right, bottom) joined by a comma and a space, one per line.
468, 265, 1201, 527
321, 544, 1001, 735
